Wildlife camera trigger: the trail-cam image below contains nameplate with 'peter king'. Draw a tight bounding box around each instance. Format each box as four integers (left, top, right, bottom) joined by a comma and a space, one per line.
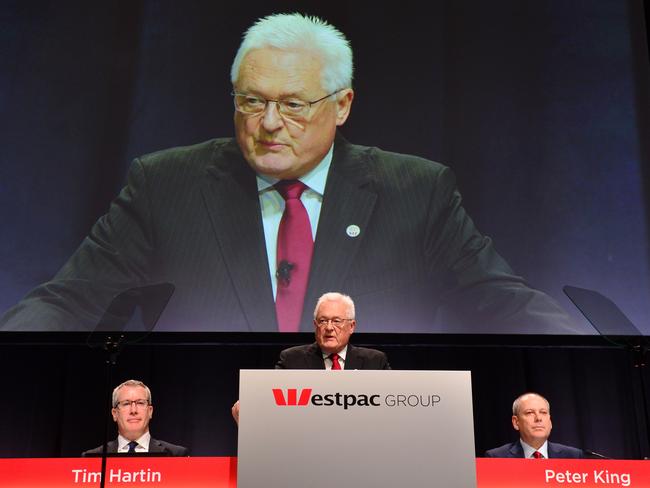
477, 458, 647, 488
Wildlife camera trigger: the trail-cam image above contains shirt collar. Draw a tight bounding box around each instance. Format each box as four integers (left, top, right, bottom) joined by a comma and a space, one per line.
256, 143, 333, 196
520, 439, 549, 458
321, 344, 348, 362
117, 431, 151, 452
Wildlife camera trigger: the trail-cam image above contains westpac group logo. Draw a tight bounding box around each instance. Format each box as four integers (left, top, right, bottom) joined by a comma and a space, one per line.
272, 387, 440, 410
272, 388, 312, 406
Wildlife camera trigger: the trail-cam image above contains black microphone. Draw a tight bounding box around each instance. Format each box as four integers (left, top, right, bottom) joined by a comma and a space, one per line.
276, 260, 294, 286
584, 449, 610, 459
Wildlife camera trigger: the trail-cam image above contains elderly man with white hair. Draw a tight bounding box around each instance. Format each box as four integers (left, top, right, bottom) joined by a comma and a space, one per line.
276, 291, 390, 369
231, 292, 389, 424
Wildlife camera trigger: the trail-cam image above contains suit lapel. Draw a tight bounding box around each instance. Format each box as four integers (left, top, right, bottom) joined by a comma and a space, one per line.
510, 441, 524, 458
300, 139, 378, 330
307, 342, 327, 369
201, 141, 278, 331
107, 440, 118, 453
148, 438, 165, 453
344, 344, 360, 370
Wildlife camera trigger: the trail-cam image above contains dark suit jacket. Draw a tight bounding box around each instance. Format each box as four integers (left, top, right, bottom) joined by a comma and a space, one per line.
82, 437, 189, 457
1, 136, 580, 333
276, 342, 390, 370
484, 440, 584, 458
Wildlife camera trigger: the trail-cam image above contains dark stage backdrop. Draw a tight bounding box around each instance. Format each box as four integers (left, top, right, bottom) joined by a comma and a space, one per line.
0, 334, 649, 459
1, 1, 649, 334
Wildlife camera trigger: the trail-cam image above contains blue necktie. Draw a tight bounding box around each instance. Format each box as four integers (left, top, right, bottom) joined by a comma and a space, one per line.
127, 441, 138, 453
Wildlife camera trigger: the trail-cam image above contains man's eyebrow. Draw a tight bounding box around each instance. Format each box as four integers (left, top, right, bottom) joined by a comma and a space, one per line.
236, 88, 307, 98
281, 92, 308, 98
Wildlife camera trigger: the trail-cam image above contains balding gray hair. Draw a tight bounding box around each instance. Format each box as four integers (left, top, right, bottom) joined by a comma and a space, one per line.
512, 392, 550, 416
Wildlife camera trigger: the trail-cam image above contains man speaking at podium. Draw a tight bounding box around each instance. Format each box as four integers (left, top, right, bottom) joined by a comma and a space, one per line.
232, 292, 389, 424
276, 292, 389, 370
82, 380, 189, 456
484, 392, 584, 459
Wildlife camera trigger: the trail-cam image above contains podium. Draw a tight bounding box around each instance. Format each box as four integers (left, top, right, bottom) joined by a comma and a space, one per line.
237, 369, 477, 488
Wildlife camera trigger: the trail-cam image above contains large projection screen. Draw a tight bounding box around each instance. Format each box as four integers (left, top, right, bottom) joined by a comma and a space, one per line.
1, 2, 649, 334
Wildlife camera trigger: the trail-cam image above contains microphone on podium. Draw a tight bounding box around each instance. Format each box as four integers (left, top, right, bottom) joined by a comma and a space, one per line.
583, 449, 610, 459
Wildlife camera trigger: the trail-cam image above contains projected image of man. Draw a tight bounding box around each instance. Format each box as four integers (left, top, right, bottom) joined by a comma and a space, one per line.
0, 13, 582, 335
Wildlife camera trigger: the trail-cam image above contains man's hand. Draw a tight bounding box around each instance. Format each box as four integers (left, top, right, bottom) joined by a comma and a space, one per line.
232, 400, 240, 426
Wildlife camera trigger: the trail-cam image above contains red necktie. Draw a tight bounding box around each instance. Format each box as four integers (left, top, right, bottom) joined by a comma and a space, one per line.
533, 451, 543, 459
330, 353, 342, 370
275, 180, 313, 332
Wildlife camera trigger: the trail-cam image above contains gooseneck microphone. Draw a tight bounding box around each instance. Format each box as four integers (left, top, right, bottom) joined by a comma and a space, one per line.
584, 449, 610, 459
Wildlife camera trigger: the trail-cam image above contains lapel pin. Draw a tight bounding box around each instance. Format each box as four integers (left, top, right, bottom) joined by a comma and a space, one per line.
346, 225, 361, 238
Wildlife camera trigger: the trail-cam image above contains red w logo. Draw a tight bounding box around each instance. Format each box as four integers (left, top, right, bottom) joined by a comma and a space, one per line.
272, 388, 312, 406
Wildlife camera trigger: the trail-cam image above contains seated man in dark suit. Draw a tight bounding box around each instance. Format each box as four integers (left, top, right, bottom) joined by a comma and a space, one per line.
82, 379, 189, 456
232, 292, 389, 424
484, 392, 584, 459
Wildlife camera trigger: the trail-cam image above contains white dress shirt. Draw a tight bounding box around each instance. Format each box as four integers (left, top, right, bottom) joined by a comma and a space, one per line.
520, 439, 549, 458
322, 345, 348, 370
117, 431, 151, 453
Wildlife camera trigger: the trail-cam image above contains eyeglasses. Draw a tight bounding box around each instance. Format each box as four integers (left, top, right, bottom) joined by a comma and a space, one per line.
232, 89, 342, 121
115, 399, 149, 410
315, 317, 353, 328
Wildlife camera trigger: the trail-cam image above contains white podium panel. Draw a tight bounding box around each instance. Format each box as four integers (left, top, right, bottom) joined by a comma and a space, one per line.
237, 370, 476, 488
